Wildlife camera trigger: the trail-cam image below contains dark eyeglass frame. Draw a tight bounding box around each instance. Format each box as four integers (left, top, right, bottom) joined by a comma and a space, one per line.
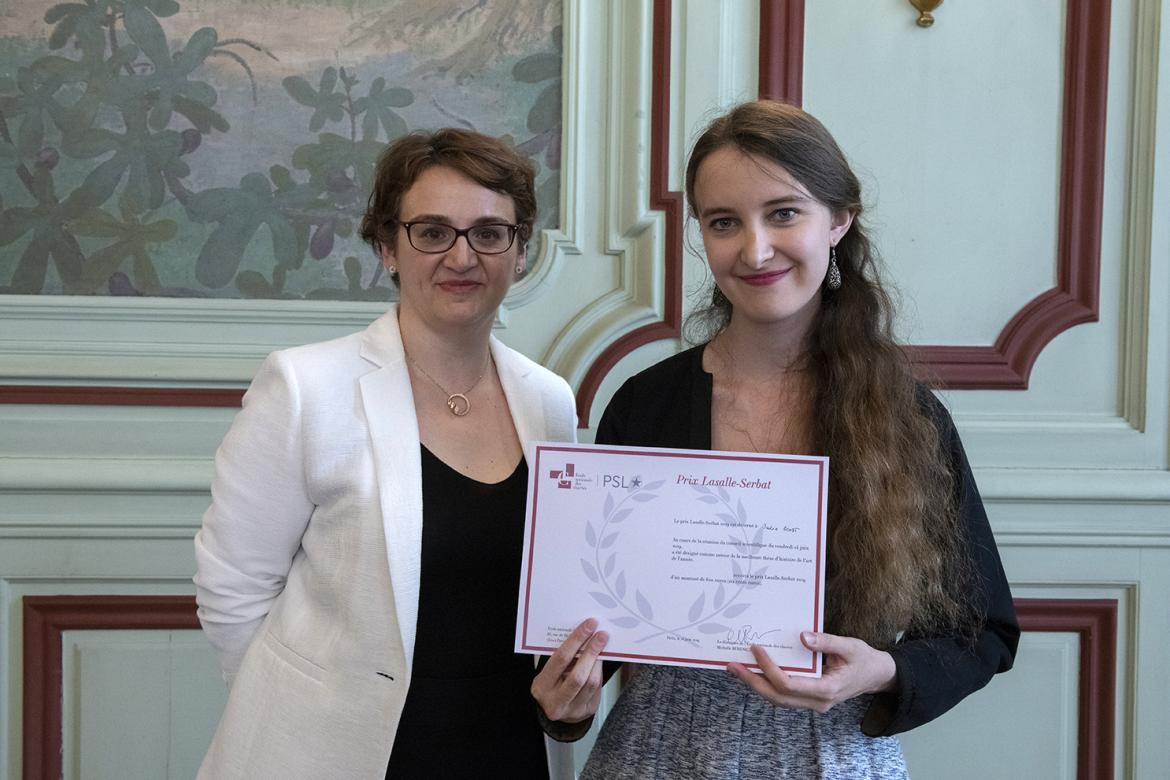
391, 220, 522, 255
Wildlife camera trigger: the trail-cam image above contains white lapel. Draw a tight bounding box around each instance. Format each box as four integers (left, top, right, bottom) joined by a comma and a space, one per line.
493, 337, 578, 448
357, 306, 424, 679
492, 337, 544, 447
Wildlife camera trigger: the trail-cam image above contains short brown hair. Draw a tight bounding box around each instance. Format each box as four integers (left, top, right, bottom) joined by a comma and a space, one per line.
360, 129, 537, 276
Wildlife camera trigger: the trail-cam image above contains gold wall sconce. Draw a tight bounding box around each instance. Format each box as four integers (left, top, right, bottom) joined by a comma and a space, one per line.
910, 0, 943, 27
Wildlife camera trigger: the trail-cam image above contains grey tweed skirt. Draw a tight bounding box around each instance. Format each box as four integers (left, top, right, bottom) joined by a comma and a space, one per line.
580, 665, 910, 780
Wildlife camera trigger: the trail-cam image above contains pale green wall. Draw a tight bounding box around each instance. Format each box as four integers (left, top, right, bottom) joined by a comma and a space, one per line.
2, 1, 1169, 778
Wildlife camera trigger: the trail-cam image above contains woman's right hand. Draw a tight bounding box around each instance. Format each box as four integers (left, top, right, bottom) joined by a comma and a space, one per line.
531, 618, 609, 723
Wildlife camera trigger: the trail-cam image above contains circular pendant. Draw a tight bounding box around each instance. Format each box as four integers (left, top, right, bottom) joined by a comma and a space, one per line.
446, 393, 471, 416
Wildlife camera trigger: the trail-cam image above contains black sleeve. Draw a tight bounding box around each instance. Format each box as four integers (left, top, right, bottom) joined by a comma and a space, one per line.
534, 685, 596, 742
594, 379, 631, 447
861, 400, 1020, 736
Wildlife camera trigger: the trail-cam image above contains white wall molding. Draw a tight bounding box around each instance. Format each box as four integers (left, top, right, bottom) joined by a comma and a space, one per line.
994, 517, 1170, 548
0, 576, 204, 779
0, 457, 210, 493
0, 297, 382, 383
955, 412, 1164, 472
541, 0, 670, 384
979, 466, 1170, 504
500, 0, 584, 311
1119, 0, 1163, 433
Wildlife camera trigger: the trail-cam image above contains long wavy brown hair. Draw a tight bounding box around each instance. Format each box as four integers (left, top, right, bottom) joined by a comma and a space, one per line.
685, 101, 976, 647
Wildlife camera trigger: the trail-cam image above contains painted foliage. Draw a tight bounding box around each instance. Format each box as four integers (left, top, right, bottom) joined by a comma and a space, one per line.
0, 0, 562, 300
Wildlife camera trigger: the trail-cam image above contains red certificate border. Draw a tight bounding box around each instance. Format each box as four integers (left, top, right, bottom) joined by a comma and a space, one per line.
521, 443, 826, 673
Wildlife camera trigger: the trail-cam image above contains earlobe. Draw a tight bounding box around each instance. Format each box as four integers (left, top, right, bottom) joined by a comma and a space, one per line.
379, 244, 396, 273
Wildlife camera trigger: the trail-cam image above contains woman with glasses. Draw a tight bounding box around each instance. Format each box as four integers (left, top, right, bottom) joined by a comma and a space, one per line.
194, 128, 604, 779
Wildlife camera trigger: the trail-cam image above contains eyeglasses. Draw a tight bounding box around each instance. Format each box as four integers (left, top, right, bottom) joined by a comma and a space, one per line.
395, 221, 521, 255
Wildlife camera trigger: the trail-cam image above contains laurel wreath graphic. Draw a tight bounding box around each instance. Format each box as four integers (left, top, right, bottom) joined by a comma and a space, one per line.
580, 482, 768, 644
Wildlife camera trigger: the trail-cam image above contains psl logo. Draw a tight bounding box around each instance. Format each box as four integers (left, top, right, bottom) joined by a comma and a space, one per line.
548, 463, 575, 489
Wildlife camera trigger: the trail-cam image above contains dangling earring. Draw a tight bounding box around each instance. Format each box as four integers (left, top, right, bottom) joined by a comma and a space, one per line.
827, 247, 842, 290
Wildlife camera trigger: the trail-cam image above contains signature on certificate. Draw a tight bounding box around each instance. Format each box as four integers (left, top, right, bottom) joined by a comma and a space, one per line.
725, 624, 784, 645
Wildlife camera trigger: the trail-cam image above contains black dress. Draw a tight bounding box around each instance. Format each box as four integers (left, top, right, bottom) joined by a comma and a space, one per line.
386, 446, 548, 779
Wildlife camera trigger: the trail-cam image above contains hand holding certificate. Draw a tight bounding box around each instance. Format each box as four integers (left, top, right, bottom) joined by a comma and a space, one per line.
516, 442, 828, 676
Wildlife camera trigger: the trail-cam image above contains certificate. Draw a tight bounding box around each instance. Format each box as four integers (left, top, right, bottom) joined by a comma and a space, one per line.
515, 442, 828, 676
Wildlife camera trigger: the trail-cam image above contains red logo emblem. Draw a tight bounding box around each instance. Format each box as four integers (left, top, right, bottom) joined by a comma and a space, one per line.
548, 463, 575, 489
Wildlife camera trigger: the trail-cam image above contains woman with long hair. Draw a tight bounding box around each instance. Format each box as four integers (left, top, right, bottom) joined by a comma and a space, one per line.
577, 101, 1019, 778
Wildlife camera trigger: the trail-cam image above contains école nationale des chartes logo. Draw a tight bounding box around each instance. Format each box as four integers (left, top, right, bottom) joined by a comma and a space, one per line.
548, 462, 640, 491
548, 462, 577, 489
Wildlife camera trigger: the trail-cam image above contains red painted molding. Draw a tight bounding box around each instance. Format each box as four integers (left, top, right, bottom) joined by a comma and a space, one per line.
1015, 598, 1116, 780
17, 595, 1115, 778
758, 0, 804, 105
574, 0, 684, 427
909, 0, 1109, 388
0, 385, 243, 406
22, 595, 200, 780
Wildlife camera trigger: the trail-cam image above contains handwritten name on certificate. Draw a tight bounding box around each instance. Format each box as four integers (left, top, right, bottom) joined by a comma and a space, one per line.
516, 443, 828, 676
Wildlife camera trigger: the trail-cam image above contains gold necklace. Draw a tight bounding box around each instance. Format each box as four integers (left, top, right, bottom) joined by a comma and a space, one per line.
406, 352, 491, 417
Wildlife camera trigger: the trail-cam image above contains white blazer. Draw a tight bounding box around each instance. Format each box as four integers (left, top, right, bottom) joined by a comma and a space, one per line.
194, 306, 578, 779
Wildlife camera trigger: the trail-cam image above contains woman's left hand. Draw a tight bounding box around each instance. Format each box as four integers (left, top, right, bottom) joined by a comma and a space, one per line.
531, 618, 609, 724
727, 631, 897, 713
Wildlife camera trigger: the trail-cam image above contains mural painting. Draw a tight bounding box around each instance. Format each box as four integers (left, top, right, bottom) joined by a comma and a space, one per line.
0, 0, 562, 300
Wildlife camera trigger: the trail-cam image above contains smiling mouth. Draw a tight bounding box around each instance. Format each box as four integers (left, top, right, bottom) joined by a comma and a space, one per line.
737, 269, 791, 286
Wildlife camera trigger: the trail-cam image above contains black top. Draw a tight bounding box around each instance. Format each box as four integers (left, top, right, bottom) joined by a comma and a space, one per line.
386, 447, 548, 779
595, 345, 1020, 737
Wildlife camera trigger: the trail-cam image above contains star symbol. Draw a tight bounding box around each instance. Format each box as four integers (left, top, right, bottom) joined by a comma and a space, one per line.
631, 476, 642, 488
